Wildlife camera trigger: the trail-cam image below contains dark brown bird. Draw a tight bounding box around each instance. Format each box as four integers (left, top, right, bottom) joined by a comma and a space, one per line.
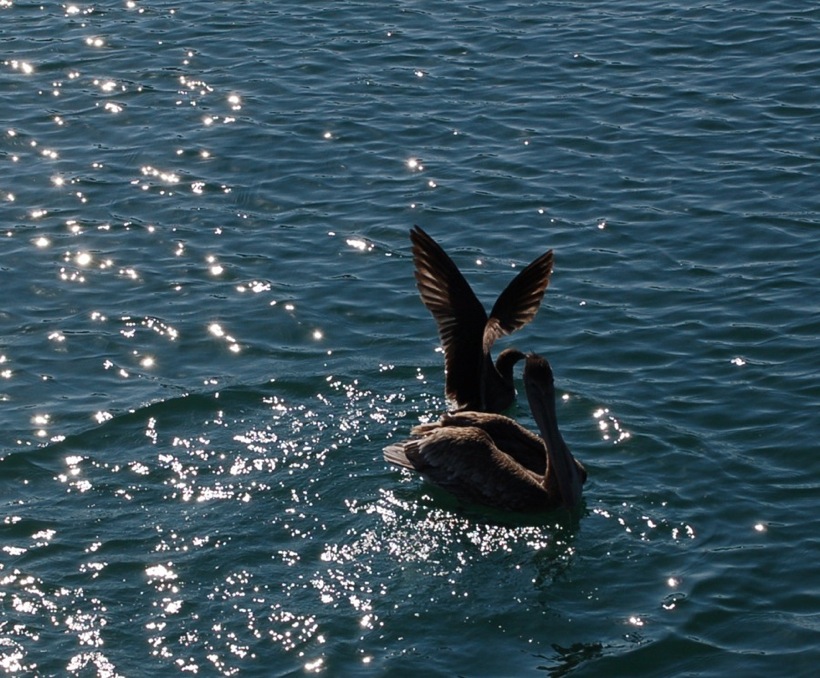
383, 353, 586, 512
410, 225, 553, 413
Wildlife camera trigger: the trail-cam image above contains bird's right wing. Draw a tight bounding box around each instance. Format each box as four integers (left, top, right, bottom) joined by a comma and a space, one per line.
483, 248, 554, 353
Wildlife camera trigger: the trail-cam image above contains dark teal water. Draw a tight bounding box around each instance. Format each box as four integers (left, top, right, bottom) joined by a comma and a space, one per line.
1, 2, 818, 676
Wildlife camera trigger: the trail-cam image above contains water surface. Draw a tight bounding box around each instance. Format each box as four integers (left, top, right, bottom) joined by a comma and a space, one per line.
1, 2, 818, 676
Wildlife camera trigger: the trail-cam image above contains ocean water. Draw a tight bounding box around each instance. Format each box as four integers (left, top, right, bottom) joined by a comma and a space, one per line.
1, 1, 818, 676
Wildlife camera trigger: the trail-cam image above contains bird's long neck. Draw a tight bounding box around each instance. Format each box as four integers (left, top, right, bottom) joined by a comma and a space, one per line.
480, 348, 524, 411
526, 377, 583, 508
494, 348, 525, 383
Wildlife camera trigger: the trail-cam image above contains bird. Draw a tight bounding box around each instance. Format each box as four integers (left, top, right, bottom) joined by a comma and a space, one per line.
383, 353, 586, 512
410, 225, 554, 413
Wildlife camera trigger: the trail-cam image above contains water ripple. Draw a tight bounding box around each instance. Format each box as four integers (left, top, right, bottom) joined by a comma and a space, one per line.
2, 1, 819, 675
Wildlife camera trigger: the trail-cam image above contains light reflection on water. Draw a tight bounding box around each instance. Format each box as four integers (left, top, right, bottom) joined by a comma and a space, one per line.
2, 1, 817, 675
0, 365, 646, 676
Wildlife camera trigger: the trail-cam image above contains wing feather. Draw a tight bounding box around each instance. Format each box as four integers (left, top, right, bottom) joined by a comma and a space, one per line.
483, 249, 553, 353
411, 226, 486, 407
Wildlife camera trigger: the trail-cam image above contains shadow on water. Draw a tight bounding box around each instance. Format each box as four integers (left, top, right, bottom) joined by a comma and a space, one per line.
536, 641, 605, 677
386, 471, 588, 529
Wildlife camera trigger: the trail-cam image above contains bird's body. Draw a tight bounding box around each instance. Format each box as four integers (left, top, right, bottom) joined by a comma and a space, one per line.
410, 226, 554, 413
384, 353, 586, 512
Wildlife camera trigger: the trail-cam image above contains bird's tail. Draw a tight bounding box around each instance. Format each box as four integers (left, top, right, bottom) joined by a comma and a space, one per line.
383, 443, 416, 469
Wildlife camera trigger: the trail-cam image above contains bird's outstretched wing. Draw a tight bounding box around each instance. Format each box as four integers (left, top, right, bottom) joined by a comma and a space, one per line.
411, 226, 487, 407
483, 248, 553, 354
